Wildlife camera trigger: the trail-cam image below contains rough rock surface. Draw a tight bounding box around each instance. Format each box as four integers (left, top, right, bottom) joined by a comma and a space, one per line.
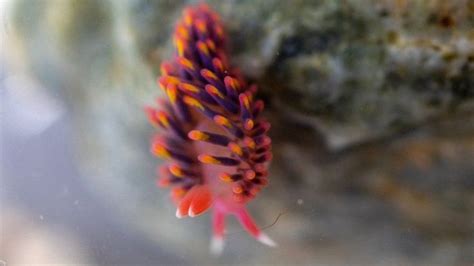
7, 0, 474, 265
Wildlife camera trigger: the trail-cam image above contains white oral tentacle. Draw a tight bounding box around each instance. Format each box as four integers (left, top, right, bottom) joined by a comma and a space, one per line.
210, 236, 225, 255
257, 232, 277, 247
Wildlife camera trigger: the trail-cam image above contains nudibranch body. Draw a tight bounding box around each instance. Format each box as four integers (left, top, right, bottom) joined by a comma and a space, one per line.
146, 3, 274, 253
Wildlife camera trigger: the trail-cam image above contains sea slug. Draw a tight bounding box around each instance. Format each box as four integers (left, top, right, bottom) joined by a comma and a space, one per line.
145, 3, 274, 253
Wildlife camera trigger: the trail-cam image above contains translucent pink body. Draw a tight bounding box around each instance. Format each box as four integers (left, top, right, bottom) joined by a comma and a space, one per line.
146, 3, 274, 253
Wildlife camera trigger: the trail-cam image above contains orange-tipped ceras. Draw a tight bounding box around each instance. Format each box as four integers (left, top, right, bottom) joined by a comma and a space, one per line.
145, 3, 274, 254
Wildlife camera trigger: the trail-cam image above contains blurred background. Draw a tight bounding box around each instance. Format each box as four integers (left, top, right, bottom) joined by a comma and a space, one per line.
1, 0, 473, 265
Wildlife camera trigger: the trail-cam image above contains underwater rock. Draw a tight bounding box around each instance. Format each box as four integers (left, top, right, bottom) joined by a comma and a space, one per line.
7, 0, 474, 265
